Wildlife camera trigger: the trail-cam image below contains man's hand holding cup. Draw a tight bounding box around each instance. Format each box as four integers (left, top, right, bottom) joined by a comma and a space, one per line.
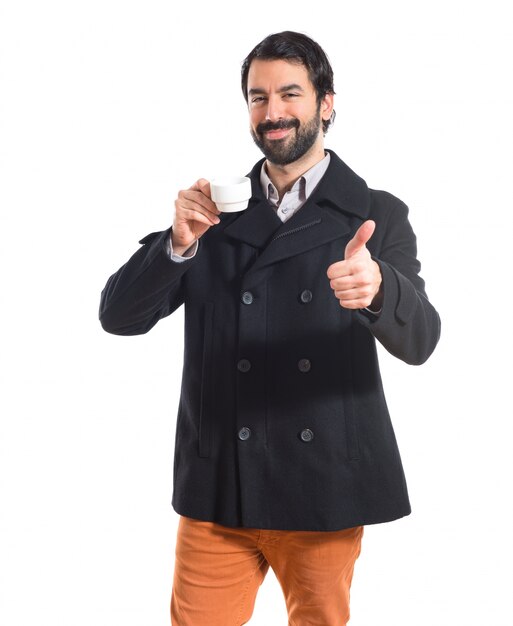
171, 178, 221, 256
171, 176, 251, 256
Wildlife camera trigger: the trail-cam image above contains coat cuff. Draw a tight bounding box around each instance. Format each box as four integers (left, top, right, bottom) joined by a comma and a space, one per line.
137, 228, 197, 274
354, 258, 417, 329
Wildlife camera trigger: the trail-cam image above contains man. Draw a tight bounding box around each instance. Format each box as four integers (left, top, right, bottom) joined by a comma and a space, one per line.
100, 31, 440, 626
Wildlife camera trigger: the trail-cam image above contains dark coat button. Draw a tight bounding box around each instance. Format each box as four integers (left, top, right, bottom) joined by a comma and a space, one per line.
241, 291, 254, 305
298, 358, 311, 373
238, 427, 251, 441
300, 428, 314, 442
237, 359, 251, 372
300, 289, 313, 303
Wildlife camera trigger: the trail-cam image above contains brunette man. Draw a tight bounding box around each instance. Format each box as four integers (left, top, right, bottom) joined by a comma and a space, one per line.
100, 30, 440, 626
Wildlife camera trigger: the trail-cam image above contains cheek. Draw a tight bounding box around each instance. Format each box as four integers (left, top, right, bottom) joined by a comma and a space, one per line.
249, 110, 262, 129
300, 104, 319, 120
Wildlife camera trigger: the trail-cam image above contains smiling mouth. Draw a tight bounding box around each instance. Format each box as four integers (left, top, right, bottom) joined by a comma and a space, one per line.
263, 128, 292, 140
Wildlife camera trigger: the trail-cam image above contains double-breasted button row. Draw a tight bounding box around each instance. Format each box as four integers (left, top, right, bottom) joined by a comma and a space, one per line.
241, 290, 312, 305
238, 427, 314, 442
238, 358, 311, 373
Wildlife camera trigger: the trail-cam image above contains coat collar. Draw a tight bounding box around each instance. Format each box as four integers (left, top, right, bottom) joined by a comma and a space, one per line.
222, 149, 371, 275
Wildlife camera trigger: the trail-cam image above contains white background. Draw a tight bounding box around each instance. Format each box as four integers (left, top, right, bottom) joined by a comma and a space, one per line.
1, 1, 512, 624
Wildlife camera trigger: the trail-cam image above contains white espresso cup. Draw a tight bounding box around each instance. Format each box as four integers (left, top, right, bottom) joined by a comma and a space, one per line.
210, 176, 252, 213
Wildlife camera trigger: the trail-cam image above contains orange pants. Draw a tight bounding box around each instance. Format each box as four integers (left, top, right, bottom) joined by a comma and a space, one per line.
171, 516, 364, 626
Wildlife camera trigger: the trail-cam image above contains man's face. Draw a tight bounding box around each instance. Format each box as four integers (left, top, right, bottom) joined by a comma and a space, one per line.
247, 59, 331, 166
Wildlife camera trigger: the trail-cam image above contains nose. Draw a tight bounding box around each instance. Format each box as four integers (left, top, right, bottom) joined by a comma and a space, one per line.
264, 94, 286, 122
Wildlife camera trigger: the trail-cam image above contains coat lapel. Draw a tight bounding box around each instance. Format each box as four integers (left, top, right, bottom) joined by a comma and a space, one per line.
244, 200, 348, 273
222, 197, 283, 249
223, 150, 372, 275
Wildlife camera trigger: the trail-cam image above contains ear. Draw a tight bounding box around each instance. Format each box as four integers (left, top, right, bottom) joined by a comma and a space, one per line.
320, 93, 334, 121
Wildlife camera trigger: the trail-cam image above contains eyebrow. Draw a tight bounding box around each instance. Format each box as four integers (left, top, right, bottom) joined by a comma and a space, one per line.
248, 83, 305, 97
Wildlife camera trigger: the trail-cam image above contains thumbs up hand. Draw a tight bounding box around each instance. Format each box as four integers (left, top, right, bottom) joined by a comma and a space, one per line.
326, 220, 383, 311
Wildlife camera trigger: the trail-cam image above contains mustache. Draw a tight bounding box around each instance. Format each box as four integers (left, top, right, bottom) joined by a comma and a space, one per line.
256, 118, 300, 134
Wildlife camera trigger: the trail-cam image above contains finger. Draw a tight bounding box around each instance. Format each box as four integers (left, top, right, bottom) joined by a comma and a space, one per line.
177, 191, 220, 219
191, 178, 213, 201
330, 277, 359, 292
326, 260, 352, 280
334, 286, 375, 301
344, 220, 376, 259
327, 258, 369, 281
338, 299, 370, 310
331, 266, 376, 289
178, 207, 220, 226
183, 183, 220, 215
180, 188, 219, 213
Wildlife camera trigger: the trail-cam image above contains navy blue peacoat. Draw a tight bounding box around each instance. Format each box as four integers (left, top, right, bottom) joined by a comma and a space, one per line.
99, 150, 441, 531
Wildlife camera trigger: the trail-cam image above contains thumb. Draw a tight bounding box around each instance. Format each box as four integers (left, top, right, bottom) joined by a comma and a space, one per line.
345, 220, 376, 259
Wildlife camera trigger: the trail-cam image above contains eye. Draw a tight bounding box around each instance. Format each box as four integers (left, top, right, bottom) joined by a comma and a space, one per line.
251, 96, 266, 104
284, 93, 299, 98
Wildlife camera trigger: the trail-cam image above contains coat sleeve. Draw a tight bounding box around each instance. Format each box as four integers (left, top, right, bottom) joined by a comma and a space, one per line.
354, 196, 441, 365
99, 228, 194, 335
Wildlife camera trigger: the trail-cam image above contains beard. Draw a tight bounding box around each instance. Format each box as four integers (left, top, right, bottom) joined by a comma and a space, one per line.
250, 104, 322, 166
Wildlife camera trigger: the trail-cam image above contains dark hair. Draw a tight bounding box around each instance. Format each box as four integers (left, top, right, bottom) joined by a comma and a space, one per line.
241, 31, 336, 134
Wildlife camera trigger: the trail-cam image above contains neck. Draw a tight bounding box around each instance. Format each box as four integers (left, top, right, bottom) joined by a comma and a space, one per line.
265, 141, 326, 200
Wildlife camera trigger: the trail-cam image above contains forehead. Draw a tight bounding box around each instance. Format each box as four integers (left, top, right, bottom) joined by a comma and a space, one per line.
247, 58, 314, 93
